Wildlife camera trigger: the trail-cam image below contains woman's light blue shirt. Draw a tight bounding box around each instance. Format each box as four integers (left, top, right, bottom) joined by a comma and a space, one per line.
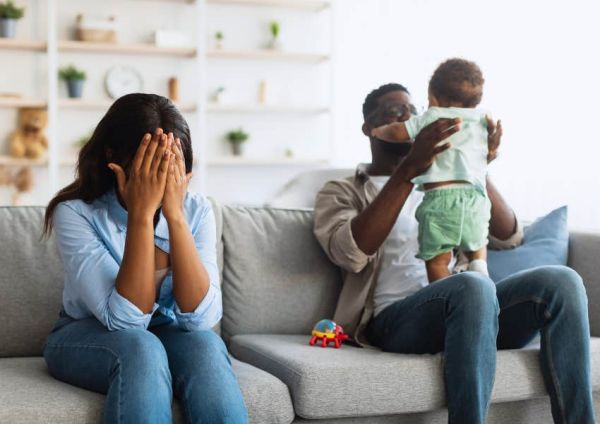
52, 189, 222, 332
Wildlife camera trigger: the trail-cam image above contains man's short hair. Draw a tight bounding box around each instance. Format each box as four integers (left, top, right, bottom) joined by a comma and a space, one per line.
362, 83, 410, 121
429, 58, 484, 108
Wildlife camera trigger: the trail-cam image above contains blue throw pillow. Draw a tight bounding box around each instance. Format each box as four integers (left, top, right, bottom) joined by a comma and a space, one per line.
488, 206, 569, 282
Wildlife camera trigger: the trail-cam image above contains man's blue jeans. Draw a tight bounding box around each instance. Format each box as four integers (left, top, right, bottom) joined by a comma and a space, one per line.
367, 265, 595, 424
43, 316, 248, 424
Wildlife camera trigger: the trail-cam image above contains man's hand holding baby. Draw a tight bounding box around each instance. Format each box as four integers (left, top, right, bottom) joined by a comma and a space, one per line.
395, 118, 461, 182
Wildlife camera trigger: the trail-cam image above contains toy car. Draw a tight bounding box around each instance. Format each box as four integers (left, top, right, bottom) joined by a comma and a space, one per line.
309, 319, 349, 348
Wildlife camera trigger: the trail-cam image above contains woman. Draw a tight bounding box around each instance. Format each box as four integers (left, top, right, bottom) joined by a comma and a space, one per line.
42, 93, 248, 423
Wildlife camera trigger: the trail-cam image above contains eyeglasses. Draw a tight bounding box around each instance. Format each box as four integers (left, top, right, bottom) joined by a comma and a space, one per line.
380, 103, 420, 118
366, 102, 421, 122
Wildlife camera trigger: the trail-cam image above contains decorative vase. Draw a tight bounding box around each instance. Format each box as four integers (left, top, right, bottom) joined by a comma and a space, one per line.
267, 37, 281, 50
231, 142, 244, 156
66, 79, 84, 98
0, 19, 17, 38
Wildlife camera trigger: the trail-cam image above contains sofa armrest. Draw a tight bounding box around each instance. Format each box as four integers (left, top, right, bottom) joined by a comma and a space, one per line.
568, 231, 600, 337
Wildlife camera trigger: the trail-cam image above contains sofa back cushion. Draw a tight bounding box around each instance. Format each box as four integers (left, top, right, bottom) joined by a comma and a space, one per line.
221, 206, 342, 342
568, 231, 600, 336
0, 207, 64, 357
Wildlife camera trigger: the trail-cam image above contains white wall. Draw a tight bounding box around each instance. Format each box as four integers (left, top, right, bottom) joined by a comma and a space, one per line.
331, 0, 600, 230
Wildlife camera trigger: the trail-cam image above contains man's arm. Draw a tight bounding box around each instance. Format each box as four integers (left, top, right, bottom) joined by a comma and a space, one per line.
486, 176, 518, 240
350, 169, 413, 255
484, 116, 522, 244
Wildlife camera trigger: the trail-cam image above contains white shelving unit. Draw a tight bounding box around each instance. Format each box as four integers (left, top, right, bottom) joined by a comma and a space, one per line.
0, 38, 46, 51
203, 0, 334, 181
206, 0, 330, 12
0, 0, 334, 205
0, 98, 47, 108
207, 157, 328, 166
0, 0, 204, 203
58, 98, 198, 112
58, 40, 197, 57
207, 49, 329, 63
207, 103, 329, 114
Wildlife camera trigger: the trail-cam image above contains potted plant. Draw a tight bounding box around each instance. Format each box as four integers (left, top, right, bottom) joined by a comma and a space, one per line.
59, 65, 86, 99
267, 20, 281, 50
211, 86, 226, 104
214, 31, 224, 49
226, 128, 249, 156
0, 1, 24, 39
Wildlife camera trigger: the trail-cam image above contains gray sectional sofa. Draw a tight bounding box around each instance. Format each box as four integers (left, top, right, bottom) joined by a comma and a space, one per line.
1, 204, 600, 423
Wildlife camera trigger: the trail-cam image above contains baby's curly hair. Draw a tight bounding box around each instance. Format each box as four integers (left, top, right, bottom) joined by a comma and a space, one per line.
429, 58, 484, 108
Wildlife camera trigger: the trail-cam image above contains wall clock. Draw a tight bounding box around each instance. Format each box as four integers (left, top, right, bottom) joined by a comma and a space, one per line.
105, 66, 143, 99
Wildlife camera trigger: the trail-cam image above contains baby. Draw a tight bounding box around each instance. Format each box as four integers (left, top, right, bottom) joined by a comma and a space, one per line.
371, 58, 493, 282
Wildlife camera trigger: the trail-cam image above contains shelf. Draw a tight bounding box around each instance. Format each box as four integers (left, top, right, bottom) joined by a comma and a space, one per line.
207, 104, 328, 114
0, 38, 46, 52
0, 155, 47, 167
207, 49, 329, 63
58, 40, 197, 57
0, 98, 46, 108
206, 0, 330, 11
59, 98, 197, 112
0, 155, 80, 167
207, 157, 328, 166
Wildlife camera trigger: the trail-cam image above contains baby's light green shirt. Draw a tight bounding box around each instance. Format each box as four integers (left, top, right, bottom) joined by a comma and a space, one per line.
405, 107, 489, 192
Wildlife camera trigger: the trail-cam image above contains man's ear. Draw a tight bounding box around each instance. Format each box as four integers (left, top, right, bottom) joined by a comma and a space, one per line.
362, 122, 372, 137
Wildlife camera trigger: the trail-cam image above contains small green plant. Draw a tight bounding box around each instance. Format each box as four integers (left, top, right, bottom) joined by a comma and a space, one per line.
270, 21, 280, 39
59, 65, 86, 81
226, 128, 249, 144
0, 1, 25, 19
215, 31, 224, 41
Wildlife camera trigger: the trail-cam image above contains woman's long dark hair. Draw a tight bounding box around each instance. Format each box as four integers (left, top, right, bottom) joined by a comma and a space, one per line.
43, 93, 193, 235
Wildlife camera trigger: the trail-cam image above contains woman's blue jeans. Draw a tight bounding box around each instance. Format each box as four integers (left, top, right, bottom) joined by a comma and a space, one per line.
43, 316, 248, 424
367, 265, 595, 424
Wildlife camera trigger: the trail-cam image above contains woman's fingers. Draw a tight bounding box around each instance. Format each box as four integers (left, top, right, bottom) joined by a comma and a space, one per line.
173, 136, 186, 176
142, 128, 163, 173
175, 139, 185, 182
151, 133, 171, 177
167, 135, 184, 183
158, 150, 172, 184
131, 133, 151, 172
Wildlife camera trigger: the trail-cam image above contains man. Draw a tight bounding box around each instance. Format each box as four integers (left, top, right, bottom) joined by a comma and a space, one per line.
313, 83, 594, 424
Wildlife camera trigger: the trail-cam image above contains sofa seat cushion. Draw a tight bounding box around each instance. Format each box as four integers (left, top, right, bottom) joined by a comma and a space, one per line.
230, 334, 600, 420
0, 356, 294, 424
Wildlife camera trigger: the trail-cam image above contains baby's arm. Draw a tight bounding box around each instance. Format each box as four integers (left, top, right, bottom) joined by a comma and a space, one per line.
370, 122, 411, 143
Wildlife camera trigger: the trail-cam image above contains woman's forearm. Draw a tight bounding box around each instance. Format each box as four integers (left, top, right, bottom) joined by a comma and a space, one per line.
168, 214, 210, 312
115, 212, 156, 313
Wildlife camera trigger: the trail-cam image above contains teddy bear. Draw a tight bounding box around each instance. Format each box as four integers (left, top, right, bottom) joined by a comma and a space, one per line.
9, 108, 48, 159
0, 165, 33, 206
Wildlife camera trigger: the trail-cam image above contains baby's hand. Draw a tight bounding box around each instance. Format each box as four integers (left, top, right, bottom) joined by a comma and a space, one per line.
371, 122, 410, 143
